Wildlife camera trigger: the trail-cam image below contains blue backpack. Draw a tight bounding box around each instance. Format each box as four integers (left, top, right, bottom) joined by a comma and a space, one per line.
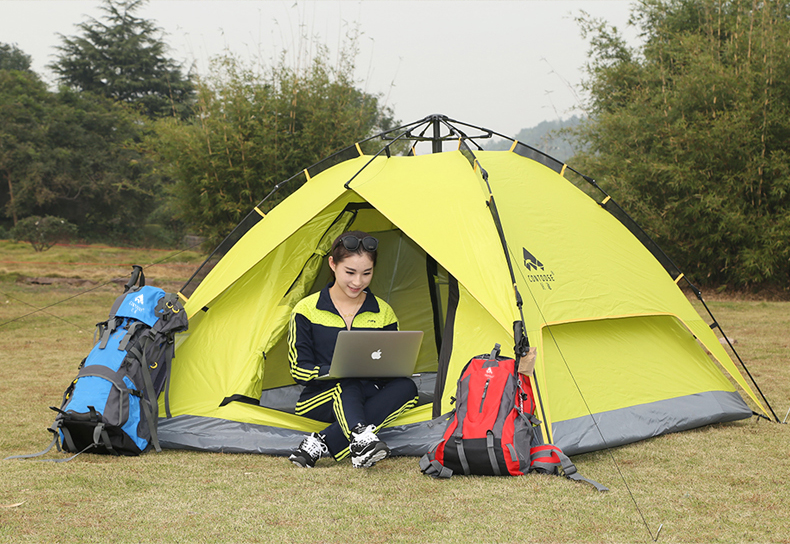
9, 267, 188, 461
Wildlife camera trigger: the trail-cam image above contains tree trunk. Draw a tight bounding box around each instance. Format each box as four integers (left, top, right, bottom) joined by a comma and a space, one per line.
5, 170, 17, 226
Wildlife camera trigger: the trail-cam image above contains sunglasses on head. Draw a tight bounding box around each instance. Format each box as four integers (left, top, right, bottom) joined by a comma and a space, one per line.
338, 235, 378, 252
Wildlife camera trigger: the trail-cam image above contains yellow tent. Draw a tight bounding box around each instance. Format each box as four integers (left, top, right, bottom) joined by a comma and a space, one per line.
159, 116, 769, 456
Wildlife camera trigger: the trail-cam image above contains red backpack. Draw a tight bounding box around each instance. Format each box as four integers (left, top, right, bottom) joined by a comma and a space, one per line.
420, 344, 607, 491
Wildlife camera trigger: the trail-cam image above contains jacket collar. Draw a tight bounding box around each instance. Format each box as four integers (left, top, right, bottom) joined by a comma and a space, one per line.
317, 282, 380, 315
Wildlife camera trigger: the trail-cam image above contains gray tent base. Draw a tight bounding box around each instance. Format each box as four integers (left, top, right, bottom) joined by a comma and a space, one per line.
157, 373, 443, 456
554, 390, 753, 456
157, 413, 447, 457
158, 390, 752, 457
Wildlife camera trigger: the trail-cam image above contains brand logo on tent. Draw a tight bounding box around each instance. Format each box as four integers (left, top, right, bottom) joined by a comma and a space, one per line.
522, 247, 556, 290
523, 248, 544, 271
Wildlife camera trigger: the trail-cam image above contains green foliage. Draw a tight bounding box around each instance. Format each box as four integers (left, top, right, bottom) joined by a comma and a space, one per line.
146, 39, 398, 247
0, 61, 168, 244
0, 42, 33, 72
5, 16, 403, 251
573, 0, 790, 288
0, 65, 51, 226
10, 215, 78, 251
49, 0, 194, 120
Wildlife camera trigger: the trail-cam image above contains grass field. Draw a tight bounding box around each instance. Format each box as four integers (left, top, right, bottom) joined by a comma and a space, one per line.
1, 241, 789, 543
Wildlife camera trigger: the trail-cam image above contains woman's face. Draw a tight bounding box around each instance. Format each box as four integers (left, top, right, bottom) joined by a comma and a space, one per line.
329, 252, 374, 300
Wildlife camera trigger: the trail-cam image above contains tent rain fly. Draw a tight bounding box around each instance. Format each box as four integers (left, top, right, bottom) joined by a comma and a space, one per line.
158, 115, 773, 457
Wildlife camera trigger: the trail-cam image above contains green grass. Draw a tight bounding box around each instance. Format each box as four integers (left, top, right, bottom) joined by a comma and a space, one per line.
1, 244, 789, 543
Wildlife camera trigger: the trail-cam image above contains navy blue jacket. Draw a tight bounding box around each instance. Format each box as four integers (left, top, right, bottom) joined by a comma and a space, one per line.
288, 284, 398, 385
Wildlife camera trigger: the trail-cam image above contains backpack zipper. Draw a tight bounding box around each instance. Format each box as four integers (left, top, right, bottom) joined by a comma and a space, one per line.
479, 379, 491, 413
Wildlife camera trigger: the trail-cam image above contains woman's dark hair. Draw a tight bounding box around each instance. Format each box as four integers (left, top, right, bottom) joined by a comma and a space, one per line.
330, 230, 378, 267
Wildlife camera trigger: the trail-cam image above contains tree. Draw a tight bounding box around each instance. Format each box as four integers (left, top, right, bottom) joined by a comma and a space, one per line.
49, 0, 193, 119
0, 59, 162, 241
146, 42, 398, 246
573, 0, 790, 289
11, 215, 78, 251
0, 55, 50, 227
0, 43, 33, 72
29, 88, 162, 241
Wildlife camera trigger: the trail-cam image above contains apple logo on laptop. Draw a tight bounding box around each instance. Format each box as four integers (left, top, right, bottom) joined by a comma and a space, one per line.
371, 349, 382, 360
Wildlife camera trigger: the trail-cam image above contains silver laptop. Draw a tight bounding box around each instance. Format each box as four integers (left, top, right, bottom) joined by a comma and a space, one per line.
317, 330, 424, 380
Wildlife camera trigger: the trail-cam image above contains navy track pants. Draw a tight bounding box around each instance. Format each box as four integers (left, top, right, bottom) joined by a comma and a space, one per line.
295, 377, 418, 459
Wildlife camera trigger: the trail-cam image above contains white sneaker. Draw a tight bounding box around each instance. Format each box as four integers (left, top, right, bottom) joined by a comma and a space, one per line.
289, 433, 329, 468
349, 424, 390, 468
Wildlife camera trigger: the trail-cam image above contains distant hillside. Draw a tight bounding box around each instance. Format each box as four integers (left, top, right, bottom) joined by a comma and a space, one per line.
484, 116, 583, 163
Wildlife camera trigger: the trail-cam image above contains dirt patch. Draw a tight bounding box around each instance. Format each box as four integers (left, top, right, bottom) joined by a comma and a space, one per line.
16, 276, 184, 292
19, 276, 102, 287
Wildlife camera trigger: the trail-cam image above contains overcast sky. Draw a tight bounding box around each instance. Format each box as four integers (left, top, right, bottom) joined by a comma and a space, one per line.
1, 0, 641, 137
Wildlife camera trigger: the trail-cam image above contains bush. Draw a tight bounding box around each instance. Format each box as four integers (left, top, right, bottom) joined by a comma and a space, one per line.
573, 1, 790, 288
10, 215, 78, 252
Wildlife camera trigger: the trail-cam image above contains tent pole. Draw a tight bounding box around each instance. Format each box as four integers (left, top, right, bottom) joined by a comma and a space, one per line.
432, 116, 442, 154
